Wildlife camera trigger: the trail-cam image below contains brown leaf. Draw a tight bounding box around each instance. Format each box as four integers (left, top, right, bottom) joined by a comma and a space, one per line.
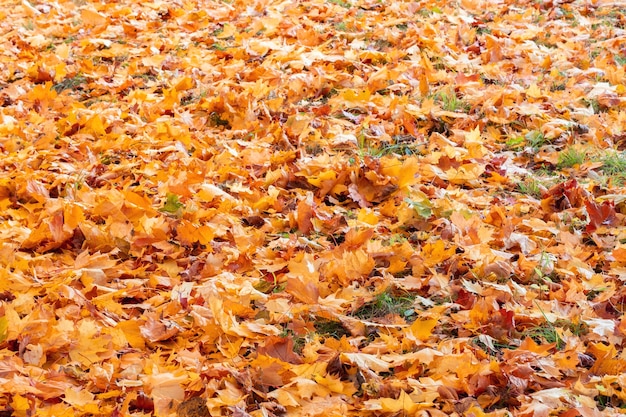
257, 336, 303, 365
177, 397, 209, 417
285, 277, 319, 304
296, 193, 315, 234
139, 313, 179, 343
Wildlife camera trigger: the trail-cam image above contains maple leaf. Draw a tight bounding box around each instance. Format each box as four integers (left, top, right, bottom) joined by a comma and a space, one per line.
0, 316, 7, 344
3, 0, 626, 415
584, 198, 617, 233
258, 336, 303, 365
140, 312, 180, 343
363, 390, 429, 414
406, 318, 438, 343
177, 397, 209, 417
160, 193, 184, 217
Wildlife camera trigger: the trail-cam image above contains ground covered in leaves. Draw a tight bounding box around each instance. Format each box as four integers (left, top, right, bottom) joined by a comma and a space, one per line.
1, 0, 626, 415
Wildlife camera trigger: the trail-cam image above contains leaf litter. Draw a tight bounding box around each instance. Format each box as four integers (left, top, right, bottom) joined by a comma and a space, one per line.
1, 0, 626, 415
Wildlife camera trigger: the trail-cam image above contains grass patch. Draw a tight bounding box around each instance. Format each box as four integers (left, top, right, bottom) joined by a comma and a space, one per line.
595, 391, 626, 410
586, 287, 608, 301
554, 319, 589, 337
433, 90, 470, 112
388, 136, 426, 155
517, 178, 543, 199
522, 302, 565, 350
53, 74, 87, 93
599, 151, 626, 185
314, 318, 351, 339
550, 81, 566, 91
210, 42, 227, 51
279, 328, 307, 354
364, 141, 425, 158
327, 0, 351, 8
557, 146, 587, 169
334, 22, 349, 31
355, 129, 426, 158
522, 322, 564, 350
525, 130, 549, 150
353, 289, 416, 321
472, 336, 517, 355
505, 136, 525, 150
582, 98, 601, 114
209, 112, 230, 128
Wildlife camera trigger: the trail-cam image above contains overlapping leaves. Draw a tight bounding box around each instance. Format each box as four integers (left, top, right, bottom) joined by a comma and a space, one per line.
1, 0, 626, 416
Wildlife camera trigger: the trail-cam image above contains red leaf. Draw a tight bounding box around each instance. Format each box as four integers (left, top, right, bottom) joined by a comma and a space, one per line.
584, 198, 617, 233
541, 179, 586, 213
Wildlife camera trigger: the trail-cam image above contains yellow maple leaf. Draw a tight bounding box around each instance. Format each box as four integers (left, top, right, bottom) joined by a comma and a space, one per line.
407, 318, 438, 342
526, 83, 543, 99
340, 88, 371, 104
68, 320, 113, 366
80, 8, 107, 26
26, 82, 57, 105
267, 388, 301, 407
115, 319, 146, 349
10, 394, 30, 416
63, 387, 100, 413
381, 157, 420, 190
422, 239, 456, 268
464, 127, 487, 159
364, 390, 423, 413
174, 76, 194, 91
307, 170, 337, 187
313, 373, 347, 394
341, 352, 391, 373
446, 163, 485, 185
296, 378, 331, 399
83, 114, 107, 136
357, 208, 378, 225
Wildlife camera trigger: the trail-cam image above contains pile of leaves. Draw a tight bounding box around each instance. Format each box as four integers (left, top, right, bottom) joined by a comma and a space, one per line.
1, 0, 626, 415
